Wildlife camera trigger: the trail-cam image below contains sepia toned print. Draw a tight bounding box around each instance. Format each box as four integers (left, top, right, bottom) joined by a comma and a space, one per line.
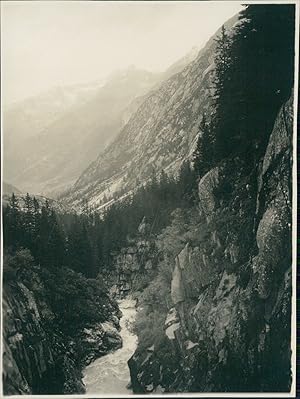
1, 1, 298, 397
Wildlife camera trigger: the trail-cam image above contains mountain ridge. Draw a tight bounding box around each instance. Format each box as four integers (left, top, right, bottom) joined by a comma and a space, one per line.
61, 16, 238, 211
4, 48, 200, 198
4, 69, 160, 196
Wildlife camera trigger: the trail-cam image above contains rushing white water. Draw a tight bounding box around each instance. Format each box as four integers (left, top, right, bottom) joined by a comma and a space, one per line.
83, 298, 138, 395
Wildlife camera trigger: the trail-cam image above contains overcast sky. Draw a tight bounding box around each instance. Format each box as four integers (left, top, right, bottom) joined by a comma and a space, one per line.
1, 1, 243, 106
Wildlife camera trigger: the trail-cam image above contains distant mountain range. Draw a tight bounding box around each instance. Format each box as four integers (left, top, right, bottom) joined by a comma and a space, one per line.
3, 48, 199, 198
3, 70, 158, 196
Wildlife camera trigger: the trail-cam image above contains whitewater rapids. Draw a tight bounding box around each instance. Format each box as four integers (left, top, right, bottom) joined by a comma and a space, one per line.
83, 298, 138, 395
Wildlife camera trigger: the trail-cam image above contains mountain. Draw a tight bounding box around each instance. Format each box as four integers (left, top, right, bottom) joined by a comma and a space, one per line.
124, 4, 295, 393
3, 82, 105, 183
4, 81, 106, 143
161, 46, 200, 82
3, 69, 161, 196
126, 94, 294, 393
2, 182, 21, 196
2, 4, 295, 395
4, 49, 199, 198
61, 19, 236, 211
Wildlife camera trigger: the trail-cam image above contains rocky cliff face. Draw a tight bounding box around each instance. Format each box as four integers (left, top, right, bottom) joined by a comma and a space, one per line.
109, 217, 158, 299
61, 17, 237, 211
128, 96, 293, 393
3, 277, 122, 394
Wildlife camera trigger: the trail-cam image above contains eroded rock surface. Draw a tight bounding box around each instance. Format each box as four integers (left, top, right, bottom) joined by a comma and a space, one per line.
128, 96, 293, 393
3, 279, 122, 394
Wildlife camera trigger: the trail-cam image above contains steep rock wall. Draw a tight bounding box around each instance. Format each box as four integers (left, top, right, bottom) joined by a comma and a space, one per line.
3, 278, 122, 394
109, 217, 158, 298
61, 17, 238, 211
128, 96, 293, 393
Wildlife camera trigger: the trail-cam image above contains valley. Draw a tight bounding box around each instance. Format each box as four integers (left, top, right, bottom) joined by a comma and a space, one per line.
2, 3, 296, 396
3, 50, 198, 198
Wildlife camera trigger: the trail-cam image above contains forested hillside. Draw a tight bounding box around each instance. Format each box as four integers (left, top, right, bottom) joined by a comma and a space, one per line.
126, 4, 295, 393
60, 16, 238, 211
3, 195, 123, 394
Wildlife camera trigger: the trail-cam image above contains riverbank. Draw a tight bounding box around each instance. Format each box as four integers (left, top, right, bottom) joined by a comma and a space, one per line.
83, 298, 138, 395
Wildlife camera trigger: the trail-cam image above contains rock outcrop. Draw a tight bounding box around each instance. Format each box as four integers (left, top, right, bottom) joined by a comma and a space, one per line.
128, 96, 293, 393
110, 217, 158, 298
3, 278, 122, 394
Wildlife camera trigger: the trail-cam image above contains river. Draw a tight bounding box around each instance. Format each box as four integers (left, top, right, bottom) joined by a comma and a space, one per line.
83, 298, 138, 395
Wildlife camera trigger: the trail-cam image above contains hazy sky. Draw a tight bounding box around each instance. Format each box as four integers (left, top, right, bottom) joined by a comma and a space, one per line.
1, 1, 243, 105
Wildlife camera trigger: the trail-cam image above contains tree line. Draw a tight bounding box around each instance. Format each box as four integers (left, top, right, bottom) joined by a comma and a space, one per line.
3, 162, 198, 279
3, 5, 295, 281
193, 4, 295, 178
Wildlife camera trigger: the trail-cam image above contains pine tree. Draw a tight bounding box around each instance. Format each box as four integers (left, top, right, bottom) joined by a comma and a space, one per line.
34, 204, 65, 268
193, 114, 215, 177
22, 193, 35, 249
177, 161, 197, 205
47, 209, 66, 268
234, 5, 295, 147
67, 216, 95, 277
212, 25, 235, 160
213, 25, 232, 102
213, 5, 295, 161
35, 204, 50, 265
32, 197, 40, 237
3, 193, 21, 249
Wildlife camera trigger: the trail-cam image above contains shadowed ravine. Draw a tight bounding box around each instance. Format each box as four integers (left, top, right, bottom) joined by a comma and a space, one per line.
2, 4, 294, 396
83, 299, 138, 394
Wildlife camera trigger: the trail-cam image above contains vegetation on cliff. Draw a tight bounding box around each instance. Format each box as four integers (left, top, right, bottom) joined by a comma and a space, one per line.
2, 198, 122, 394
2, 3, 295, 395
129, 4, 294, 393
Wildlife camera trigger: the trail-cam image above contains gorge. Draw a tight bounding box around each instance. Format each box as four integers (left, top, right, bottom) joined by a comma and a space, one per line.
2, 3, 296, 396
83, 299, 138, 395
